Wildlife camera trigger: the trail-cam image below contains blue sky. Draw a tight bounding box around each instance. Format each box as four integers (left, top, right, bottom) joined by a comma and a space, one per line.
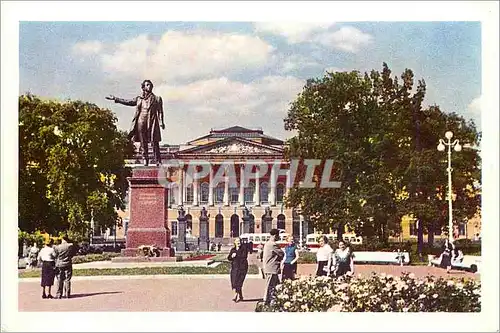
19, 21, 482, 145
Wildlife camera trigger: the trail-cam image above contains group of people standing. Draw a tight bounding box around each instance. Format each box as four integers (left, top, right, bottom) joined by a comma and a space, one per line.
315, 235, 355, 278
25, 236, 76, 299
226, 229, 301, 305
227, 231, 356, 305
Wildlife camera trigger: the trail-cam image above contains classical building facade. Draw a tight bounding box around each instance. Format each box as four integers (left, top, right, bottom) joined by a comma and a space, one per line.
115, 126, 481, 245
124, 126, 309, 245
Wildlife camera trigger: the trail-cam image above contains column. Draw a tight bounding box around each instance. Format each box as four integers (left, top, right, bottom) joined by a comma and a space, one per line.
285, 170, 291, 199
177, 169, 183, 205
193, 178, 199, 206
208, 166, 214, 206
269, 165, 276, 206
223, 176, 229, 206
299, 214, 304, 249
254, 166, 260, 206
239, 165, 245, 206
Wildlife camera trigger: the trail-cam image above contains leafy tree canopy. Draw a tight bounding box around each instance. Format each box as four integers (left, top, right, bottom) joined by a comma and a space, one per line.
284, 63, 481, 242
19, 94, 134, 240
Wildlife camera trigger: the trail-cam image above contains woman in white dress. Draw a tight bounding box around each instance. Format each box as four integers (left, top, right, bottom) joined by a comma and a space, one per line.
315, 236, 333, 277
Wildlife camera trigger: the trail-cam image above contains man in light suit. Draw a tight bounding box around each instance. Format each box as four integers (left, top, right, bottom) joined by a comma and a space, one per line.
54, 236, 75, 299
262, 228, 284, 305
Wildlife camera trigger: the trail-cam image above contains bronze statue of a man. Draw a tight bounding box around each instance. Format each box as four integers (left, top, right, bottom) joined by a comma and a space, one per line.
106, 80, 165, 166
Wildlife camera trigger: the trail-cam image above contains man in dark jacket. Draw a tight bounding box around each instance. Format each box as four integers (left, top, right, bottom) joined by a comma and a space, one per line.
54, 236, 75, 299
106, 80, 165, 166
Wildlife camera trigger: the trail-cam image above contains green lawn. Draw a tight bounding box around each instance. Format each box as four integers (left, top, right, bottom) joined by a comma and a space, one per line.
19, 262, 259, 278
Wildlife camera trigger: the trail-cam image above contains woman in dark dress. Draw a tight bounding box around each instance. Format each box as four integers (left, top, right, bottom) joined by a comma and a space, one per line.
440, 238, 454, 273
227, 238, 249, 302
333, 240, 355, 278
37, 239, 56, 298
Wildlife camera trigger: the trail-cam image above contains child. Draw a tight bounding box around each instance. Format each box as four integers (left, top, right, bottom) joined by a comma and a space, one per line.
395, 249, 405, 266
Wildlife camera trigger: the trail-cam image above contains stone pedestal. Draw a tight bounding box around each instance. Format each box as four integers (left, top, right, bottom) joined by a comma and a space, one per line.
177, 216, 187, 251
242, 217, 250, 234
199, 217, 209, 251
121, 167, 172, 257
263, 217, 273, 234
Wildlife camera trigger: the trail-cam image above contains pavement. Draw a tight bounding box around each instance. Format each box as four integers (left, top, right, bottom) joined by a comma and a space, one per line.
18, 264, 478, 312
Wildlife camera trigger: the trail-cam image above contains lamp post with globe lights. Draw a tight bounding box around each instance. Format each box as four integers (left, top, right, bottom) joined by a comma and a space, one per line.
437, 131, 462, 242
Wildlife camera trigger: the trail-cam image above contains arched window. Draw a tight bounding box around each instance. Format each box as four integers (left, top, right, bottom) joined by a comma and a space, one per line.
276, 183, 285, 203
171, 221, 178, 236
215, 214, 224, 238
260, 181, 269, 203
186, 214, 193, 230
244, 182, 255, 203
230, 214, 240, 237
185, 183, 194, 204
277, 214, 286, 231
215, 182, 224, 204
200, 182, 209, 203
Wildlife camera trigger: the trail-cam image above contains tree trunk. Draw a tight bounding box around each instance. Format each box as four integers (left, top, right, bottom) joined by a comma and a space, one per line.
417, 218, 424, 259
428, 221, 435, 247
337, 223, 344, 242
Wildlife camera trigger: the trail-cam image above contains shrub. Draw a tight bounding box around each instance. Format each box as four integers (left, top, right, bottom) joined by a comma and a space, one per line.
257, 273, 480, 312
72, 253, 120, 264
296, 251, 317, 264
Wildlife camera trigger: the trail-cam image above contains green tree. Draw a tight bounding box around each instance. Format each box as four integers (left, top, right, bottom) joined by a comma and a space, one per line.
283, 64, 481, 248
18, 94, 134, 240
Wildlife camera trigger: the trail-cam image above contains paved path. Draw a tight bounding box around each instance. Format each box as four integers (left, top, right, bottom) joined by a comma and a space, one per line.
18, 264, 478, 312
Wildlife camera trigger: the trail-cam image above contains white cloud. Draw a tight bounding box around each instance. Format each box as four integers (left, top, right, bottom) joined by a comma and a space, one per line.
92, 31, 275, 83
138, 75, 305, 144
467, 95, 482, 128
156, 75, 304, 116
279, 55, 322, 74
254, 22, 335, 43
72, 40, 103, 55
324, 66, 347, 73
468, 95, 482, 117
314, 26, 373, 53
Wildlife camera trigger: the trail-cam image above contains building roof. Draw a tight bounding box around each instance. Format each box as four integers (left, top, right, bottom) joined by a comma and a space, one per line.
187, 126, 283, 145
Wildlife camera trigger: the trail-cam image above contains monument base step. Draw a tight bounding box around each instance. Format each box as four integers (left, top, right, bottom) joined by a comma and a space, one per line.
117, 248, 174, 259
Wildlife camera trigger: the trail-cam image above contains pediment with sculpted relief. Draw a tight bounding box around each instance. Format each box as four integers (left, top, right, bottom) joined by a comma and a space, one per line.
179, 137, 283, 155
205, 142, 277, 154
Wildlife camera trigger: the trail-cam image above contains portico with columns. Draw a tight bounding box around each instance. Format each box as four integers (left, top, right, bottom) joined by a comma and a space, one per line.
125, 126, 307, 245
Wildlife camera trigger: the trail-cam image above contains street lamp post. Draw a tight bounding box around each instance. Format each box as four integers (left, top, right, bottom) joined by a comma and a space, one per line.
437, 131, 462, 242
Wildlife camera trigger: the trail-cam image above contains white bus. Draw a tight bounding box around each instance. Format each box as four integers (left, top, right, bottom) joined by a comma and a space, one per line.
305, 233, 363, 252
240, 230, 289, 251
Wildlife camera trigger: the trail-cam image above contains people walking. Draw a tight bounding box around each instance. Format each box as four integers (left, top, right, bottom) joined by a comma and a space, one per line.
332, 240, 355, 277
262, 229, 284, 305
282, 235, 299, 281
38, 239, 56, 299
227, 238, 249, 302
54, 236, 75, 299
315, 235, 333, 277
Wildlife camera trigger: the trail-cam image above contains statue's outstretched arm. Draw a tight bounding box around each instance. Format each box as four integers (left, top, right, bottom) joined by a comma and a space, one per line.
105, 95, 138, 106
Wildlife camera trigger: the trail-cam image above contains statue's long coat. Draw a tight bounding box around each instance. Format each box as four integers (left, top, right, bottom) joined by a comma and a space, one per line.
115, 94, 164, 143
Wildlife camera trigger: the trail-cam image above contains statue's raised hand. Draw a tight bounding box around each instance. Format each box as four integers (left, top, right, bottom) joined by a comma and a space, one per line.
105, 95, 116, 101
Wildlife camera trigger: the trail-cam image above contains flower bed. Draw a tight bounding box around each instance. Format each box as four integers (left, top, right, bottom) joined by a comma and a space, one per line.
255, 273, 480, 312
183, 254, 216, 261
